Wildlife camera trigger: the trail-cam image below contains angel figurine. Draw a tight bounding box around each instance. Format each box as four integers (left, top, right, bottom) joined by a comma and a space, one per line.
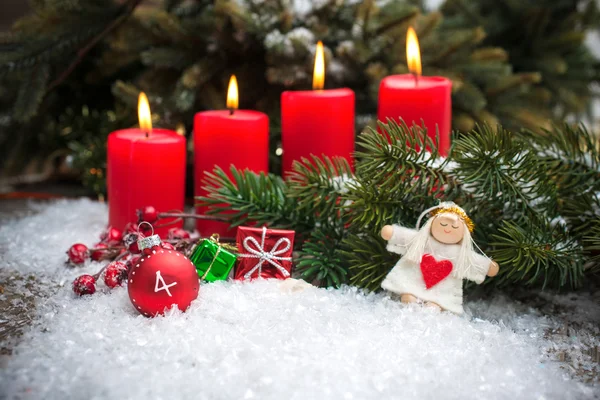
380, 202, 499, 314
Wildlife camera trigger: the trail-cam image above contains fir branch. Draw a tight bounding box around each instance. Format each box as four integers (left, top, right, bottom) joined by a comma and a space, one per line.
296, 224, 348, 288
140, 47, 194, 69
13, 64, 50, 121
488, 220, 585, 289
583, 219, 600, 273
286, 155, 354, 222
525, 124, 600, 193
521, 124, 600, 241
451, 124, 555, 218
47, 0, 143, 91
343, 232, 398, 292
347, 119, 453, 232
196, 166, 312, 232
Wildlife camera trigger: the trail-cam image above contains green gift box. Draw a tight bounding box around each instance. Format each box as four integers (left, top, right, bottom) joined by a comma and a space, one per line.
190, 236, 237, 282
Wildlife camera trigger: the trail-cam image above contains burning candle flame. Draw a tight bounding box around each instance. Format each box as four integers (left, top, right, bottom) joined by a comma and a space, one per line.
313, 41, 325, 90
406, 27, 422, 77
226, 75, 239, 111
138, 92, 152, 134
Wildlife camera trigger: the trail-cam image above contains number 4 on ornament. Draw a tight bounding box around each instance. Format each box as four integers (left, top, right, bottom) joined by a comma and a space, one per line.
154, 270, 177, 297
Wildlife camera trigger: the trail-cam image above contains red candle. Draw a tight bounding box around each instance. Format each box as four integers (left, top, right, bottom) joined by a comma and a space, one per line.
377, 27, 452, 155
281, 41, 355, 175
107, 93, 186, 238
194, 75, 269, 237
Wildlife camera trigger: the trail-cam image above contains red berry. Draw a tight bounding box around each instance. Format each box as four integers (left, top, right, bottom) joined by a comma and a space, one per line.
168, 228, 190, 240
73, 274, 96, 296
123, 223, 138, 234
67, 243, 89, 265
123, 233, 141, 254
101, 227, 123, 245
137, 206, 158, 224
91, 243, 108, 261
104, 261, 128, 288
161, 242, 175, 250
129, 242, 141, 254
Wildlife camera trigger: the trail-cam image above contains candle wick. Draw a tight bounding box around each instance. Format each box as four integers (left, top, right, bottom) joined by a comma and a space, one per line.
229, 108, 235, 116
145, 131, 149, 138
413, 73, 419, 87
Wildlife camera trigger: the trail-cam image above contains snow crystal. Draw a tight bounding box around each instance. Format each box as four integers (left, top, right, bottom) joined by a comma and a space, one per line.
328, 59, 346, 79
550, 215, 568, 227
331, 175, 356, 194
337, 40, 355, 54
264, 30, 286, 50
264, 28, 315, 58
0, 200, 597, 400
291, 0, 329, 18
286, 27, 314, 45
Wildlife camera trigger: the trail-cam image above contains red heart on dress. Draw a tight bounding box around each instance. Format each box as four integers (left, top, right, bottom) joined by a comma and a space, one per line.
420, 254, 453, 289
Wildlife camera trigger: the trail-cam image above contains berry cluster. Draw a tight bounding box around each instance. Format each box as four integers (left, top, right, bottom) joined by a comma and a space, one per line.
67, 206, 194, 297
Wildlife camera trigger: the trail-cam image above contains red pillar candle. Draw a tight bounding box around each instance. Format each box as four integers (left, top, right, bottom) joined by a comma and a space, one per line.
281, 41, 355, 175
194, 75, 269, 237
107, 93, 186, 238
377, 27, 452, 155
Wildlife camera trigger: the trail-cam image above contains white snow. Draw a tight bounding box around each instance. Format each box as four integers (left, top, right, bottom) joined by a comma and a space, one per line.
264, 28, 315, 58
0, 199, 597, 400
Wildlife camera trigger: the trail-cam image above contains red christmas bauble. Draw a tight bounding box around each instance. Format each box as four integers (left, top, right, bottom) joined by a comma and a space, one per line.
127, 246, 199, 317
161, 242, 175, 250
127, 255, 141, 271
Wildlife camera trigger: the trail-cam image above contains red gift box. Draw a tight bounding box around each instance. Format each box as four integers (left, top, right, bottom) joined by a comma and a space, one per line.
235, 226, 294, 280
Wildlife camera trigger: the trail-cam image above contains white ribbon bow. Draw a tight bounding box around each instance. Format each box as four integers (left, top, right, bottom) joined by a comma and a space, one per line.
239, 226, 292, 279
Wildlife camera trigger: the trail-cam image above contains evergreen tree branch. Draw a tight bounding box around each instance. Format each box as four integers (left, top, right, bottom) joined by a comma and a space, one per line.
343, 232, 398, 292
488, 220, 585, 289
47, 0, 143, 91
347, 119, 454, 232
196, 166, 315, 235
286, 155, 354, 222
296, 224, 348, 287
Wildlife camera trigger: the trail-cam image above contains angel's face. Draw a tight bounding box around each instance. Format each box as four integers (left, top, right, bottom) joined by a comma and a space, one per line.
430, 214, 465, 244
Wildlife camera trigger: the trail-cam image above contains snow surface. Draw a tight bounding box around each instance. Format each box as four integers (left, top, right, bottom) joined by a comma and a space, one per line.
0, 199, 597, 400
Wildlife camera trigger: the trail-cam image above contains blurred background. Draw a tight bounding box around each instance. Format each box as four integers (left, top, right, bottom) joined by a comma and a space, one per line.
1, 0, 599, 197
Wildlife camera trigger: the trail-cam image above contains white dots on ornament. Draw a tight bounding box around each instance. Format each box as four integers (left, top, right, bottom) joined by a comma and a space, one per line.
129, 279, 133, 283
176, 253, 180, 256
152, 250, 156, 254
168, 251, 172, 254
137, 306, 141, 310
135, 264, 140, 268
132, 271, 136, 275
160, 250, 164, 254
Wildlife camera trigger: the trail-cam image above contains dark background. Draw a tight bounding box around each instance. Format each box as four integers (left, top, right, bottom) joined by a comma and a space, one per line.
0, 1, 28, 30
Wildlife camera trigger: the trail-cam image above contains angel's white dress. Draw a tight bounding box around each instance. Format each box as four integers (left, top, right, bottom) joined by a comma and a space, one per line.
381, 225, 490, 314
